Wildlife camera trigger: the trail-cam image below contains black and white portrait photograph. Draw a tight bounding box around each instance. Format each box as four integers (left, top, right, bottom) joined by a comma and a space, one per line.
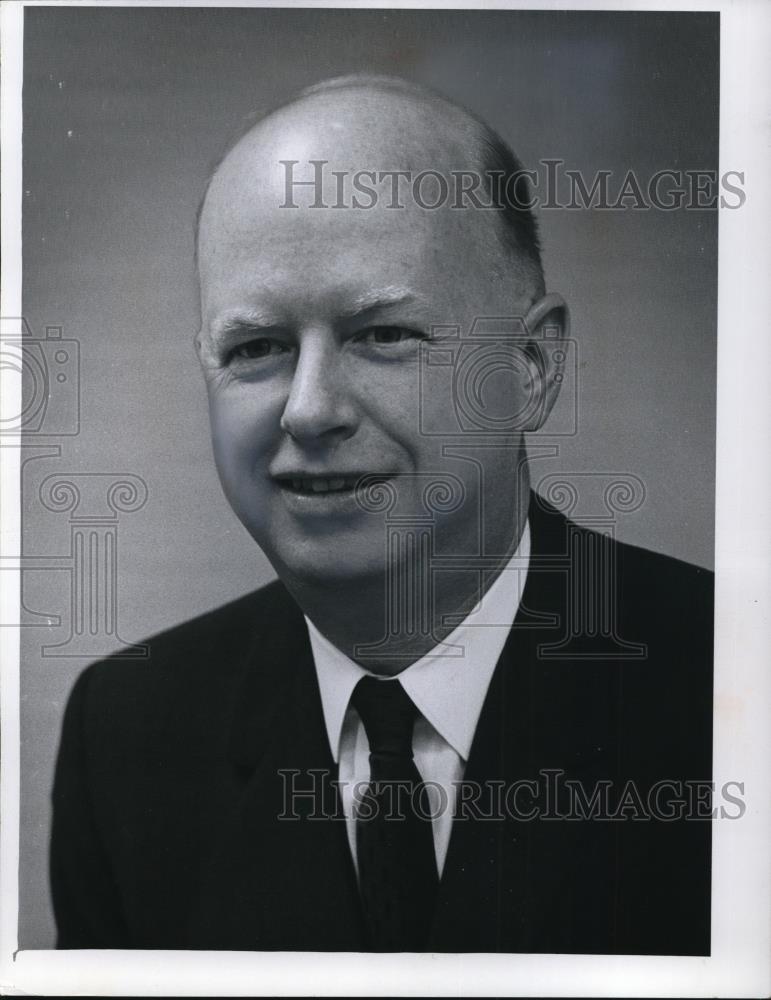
0, 1, 769, 996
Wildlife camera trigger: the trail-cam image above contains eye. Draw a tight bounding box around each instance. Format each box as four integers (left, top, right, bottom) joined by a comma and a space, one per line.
356, 326, 425, 345
228, 338, 289, 362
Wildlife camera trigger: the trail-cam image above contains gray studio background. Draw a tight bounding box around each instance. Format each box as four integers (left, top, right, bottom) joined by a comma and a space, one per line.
19, 8, 718, 947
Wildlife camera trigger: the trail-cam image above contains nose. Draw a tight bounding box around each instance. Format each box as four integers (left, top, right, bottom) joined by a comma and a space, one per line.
280, 334, 357, 445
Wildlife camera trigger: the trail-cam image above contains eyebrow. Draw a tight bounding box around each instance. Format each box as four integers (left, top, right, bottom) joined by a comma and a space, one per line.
338, 288, 418, 318
211, 311, 285, 342
210, 288, 422, 343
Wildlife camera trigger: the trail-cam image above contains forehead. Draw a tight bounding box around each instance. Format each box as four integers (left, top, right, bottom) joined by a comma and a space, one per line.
197, 92, 510, 321
202, 196, 499, 310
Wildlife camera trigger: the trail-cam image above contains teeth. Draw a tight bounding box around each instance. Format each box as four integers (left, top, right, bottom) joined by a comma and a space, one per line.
286, 476, 359, 494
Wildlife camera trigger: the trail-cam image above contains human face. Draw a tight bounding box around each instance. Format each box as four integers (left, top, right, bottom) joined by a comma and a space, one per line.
196, 130, 535, 586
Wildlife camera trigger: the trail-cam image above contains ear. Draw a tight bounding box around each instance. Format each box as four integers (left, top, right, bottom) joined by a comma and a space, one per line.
519, 292, 570, 432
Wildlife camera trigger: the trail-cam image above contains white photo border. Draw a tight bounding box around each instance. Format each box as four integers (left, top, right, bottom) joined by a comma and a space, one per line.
1, 0, 769, 996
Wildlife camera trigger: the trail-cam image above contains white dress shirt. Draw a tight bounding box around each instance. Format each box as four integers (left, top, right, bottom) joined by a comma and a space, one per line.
306, 520, 530, 877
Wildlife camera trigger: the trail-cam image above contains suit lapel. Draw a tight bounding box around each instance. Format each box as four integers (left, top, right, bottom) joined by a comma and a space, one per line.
427, 550, 554, 952
429, 494, 620, 952
187, 588, 365, 950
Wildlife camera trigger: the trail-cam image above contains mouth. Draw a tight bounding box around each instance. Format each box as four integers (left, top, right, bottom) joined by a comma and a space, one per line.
274, 473, 393, 497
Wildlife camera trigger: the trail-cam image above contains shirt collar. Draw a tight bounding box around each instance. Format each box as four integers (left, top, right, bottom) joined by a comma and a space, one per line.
308, 519, 530, 763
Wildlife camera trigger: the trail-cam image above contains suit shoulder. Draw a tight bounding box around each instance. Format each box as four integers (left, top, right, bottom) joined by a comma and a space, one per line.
610, 534, 714, 614
137, 577, 292, 660
531, 492, 713, 607
77, 578, 298, 712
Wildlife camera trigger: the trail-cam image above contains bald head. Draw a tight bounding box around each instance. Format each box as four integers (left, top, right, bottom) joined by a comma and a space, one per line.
196, 75, 544, 301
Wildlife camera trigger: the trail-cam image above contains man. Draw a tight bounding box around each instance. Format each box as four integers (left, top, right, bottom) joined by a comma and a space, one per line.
50, 76, 713, 954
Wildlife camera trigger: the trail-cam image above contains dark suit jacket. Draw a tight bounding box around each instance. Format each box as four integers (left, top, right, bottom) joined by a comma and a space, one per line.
50, 494, 713, 953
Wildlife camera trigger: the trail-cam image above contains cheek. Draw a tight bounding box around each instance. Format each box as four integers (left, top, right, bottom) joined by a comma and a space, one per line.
354, 363, 423, 440
207, 386, 280, 481
418, 353, 534, 436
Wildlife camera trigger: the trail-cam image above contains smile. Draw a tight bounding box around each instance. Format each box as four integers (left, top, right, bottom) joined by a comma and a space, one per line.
282, 476, 361, 495
274, 473, 394, 498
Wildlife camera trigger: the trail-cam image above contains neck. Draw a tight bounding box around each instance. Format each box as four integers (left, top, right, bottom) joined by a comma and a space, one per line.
281, 480, 531, 677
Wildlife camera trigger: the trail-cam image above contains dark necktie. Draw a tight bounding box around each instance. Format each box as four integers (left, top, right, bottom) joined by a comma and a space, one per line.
351, 675, 439, 951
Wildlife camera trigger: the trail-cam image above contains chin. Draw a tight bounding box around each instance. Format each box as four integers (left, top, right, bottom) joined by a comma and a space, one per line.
266, 535, 389, 587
